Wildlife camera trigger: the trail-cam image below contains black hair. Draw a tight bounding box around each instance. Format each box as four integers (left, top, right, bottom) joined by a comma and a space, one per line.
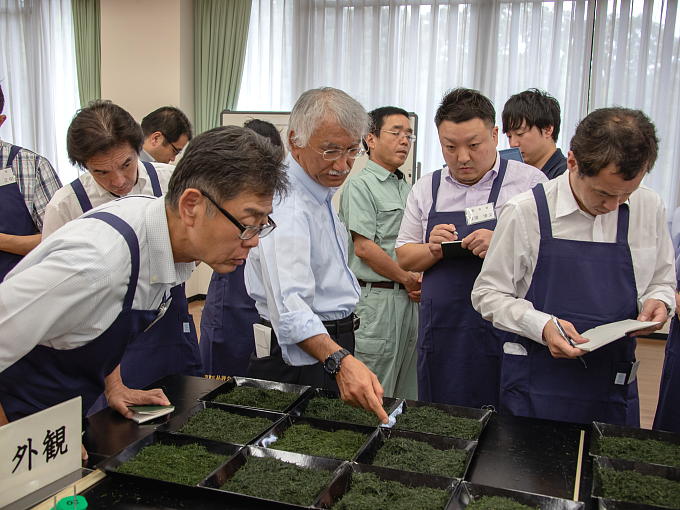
0, 84, 4, 115
502, 88, 561, 142
243, 119, 283, 147
435, 88, 495, 128
141, 106, 193, 143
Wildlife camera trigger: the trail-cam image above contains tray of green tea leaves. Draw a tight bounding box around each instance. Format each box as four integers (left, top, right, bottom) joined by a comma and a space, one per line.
200, 446, 342, 508
394, 400, 492, 440
592, 456, 680, 509
317, 463, 455, 510
200, 376, 309, 412
293, 388, 401, 427
591, 421, 680, 470
159, 402, 284, 445
257, 416, 374, 461
356, 427, 476, 479
450, 481, 584, 509
102, 431, 239, 487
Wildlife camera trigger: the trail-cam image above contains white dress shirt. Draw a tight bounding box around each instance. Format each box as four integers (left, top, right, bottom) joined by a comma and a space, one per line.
245, 154, 360, 366
471, 171, 676, 344
42, 160, 174, 237
396, 154, 547, 247
0, 197, 195, 372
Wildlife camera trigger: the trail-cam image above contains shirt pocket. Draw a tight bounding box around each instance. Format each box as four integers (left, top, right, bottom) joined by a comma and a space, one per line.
375, 201, 404, 246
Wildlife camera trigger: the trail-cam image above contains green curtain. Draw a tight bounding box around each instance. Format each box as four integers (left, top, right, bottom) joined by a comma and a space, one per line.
71, 0, 101, 107
194, 0, 252, 134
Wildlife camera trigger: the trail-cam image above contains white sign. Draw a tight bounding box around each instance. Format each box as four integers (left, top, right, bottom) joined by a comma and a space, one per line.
0, 397, 82, 508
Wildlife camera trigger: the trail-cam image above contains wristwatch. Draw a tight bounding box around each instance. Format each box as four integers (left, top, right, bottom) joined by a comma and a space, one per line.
323, 348, 351, 378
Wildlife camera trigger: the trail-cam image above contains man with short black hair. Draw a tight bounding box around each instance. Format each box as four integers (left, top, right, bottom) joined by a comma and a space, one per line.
0, 84, 62, 280
140, 106, 192, 164
0, 126, 287, 425
502, 89, 566, 179
396, 88, 546, 408
339, 106, 419, 399
473, 107, 674, 426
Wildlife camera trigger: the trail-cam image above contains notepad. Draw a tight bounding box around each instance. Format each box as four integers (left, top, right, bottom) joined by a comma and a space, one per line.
127, 405, 175, 424
577, 319, 662, 352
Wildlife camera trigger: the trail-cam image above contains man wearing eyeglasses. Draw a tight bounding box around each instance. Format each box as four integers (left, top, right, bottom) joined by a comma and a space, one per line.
245, 87, 388, 423
140, 106, 192, 164
41, 100, 203, 418
0, 126, 286, 428
338, 107, 420, 400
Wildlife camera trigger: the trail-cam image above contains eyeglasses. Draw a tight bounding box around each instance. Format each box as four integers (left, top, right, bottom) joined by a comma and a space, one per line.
380, 130, 417, 142
200, 190, 276, 240
310, 145, 366, 161
162, 132, 183, 156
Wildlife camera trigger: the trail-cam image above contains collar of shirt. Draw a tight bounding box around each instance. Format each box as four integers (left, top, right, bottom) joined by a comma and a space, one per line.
443, 151, 500, 189
144, 198, 194, 286
139, 149, 157, 163
287, 154, 334, 204
364, 159, 404, 181
85, 160, 151, 200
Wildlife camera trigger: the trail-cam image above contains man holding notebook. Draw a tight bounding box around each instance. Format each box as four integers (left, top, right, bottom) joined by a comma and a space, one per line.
472, 107, 675, 426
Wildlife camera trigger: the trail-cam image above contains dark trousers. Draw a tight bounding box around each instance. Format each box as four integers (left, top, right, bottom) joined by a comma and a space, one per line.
247, 319, 356, 391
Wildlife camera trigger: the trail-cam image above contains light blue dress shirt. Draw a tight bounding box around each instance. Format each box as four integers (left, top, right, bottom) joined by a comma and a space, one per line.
245, 154, 360, 366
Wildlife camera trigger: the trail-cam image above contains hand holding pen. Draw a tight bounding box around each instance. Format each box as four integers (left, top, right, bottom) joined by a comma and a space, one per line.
543, 316, 589, 368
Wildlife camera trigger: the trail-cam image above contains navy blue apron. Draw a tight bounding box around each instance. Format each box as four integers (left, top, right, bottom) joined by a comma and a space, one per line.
499, 184, 639, 426
200, 264, 259, 377
418, 159, 509, 408
0, 212, 158, 420
653, 283, 680, 433
71, 162, 202, 414
0, 146, 39, 281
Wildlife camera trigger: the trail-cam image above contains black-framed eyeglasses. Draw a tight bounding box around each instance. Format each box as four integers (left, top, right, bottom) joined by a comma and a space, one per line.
200, 190, 276, 240
161, 132, 182, 156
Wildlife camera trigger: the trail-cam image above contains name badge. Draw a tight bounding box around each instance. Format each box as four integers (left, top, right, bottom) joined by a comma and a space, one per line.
0, 167, 17, 187
465, 203, 495, 225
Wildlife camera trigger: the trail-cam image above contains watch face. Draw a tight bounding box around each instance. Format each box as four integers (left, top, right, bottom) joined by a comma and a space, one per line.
325, 358, 338, 373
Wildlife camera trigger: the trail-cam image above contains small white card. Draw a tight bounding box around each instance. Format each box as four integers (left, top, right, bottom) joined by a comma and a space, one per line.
127, 405, 175, 424
253, 323, 272, 358
465, 203, 495, 225
0, 167, 17, 187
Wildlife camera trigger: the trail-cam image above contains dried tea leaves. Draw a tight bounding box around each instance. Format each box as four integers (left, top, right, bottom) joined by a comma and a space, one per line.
372, 437, 467, 478
271, 423, 368, 460
597, 436, 680, 468
178, 408, 273, 444
213, 386, 299, 411
395, 406, 482, 440
466, 495, 538, 510
303, 396, 384, 426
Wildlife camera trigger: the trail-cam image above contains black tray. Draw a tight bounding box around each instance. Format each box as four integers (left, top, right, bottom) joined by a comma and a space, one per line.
99, 431, 242, 488
315, 462, 459, 509
200, 445, 345, 508
355, 427, 477, 480
158, 401, 286, 445
451, 481, 585, 509
290, 387, 402, 426
591, 421, 680, 471
391, 399, 493, 440
199, 376, 310, 413
592, 456, 680, 510
255, 415, 378, 461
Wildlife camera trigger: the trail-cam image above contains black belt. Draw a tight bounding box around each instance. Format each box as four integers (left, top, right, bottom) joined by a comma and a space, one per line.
260, 313, 360, 336
357, 279, 405, 290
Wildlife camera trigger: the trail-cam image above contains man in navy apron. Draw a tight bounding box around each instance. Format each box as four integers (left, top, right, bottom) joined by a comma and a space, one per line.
40, 101, 203, 416
0, 126, 287, 425
0, 84, 62, 281
396, 88, 546, 408
473, 108, 675, 426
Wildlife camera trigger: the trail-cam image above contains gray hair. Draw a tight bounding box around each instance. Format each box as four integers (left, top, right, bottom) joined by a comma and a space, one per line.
288, 87, 370, 148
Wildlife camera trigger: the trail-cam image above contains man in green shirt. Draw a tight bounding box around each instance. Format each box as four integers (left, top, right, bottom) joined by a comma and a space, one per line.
339, 107, 420, 399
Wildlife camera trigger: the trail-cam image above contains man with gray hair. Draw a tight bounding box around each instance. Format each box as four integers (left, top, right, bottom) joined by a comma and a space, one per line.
245, 87, 388, 423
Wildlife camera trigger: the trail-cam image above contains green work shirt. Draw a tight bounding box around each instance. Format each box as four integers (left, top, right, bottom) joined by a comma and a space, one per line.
339, 160, 411, 282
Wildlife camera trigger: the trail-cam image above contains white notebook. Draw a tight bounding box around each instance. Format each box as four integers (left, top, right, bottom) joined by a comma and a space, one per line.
127, 405, 175, 424
577, 319, 662, 352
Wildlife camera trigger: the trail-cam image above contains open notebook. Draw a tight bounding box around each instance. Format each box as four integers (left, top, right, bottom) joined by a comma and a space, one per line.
577, 319, 662, 352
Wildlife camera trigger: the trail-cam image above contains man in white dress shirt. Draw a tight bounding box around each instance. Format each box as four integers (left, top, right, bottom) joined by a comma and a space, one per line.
472, 107, 674, 425
0, 126, 287, 427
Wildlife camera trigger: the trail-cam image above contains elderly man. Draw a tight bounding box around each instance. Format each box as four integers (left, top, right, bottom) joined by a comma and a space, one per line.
473, 108, 674, 426
140, 106, 192, 164
245, 87, 387, 422
42, 100, 202, 416
0, 126, 286, 425
396, 88, 546, 408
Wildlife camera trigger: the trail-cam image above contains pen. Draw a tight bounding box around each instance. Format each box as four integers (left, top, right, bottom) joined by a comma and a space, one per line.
551, 315, 587, 368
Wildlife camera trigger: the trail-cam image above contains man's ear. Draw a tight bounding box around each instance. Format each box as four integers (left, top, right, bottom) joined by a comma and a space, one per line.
365, 133, 377, 151
177, 188, 204, 227
0, 114, 6, 128
543, 125, 554, 139
566, 150, 579, 173
149, 131, 164, 147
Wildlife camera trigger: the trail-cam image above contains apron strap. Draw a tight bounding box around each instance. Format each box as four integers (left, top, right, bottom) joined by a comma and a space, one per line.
5, 145, 22, 168
488, 157, 508, 205
70, 178, 94, 213
142, 161, 163, 197
82, 212, 141, 311
616, 203, 630, 244
532, 183, 553, 240
428, 169, 443, 215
